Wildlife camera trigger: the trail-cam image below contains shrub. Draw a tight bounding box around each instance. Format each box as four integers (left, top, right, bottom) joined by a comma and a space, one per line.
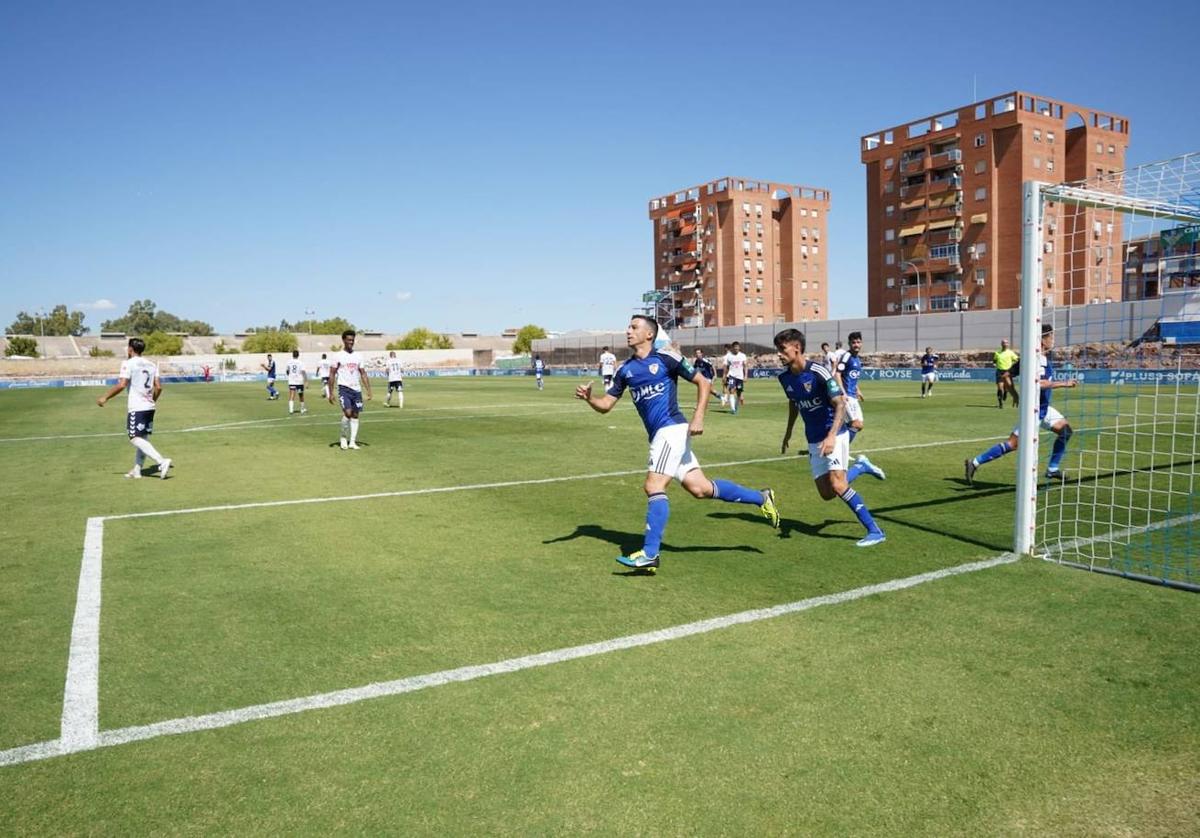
242, 330, 298, 354
143, 332, 184, 356
4, 336, 39, 357
88, 346, 115, 357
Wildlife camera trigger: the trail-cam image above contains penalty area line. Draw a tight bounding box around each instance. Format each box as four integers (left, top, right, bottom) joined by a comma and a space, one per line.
0, 552, 1019, 767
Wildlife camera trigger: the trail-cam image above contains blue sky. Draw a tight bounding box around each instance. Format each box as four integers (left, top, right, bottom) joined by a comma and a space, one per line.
3, 0, 1199, 334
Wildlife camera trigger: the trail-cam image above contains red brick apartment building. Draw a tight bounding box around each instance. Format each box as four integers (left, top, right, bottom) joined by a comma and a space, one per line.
861, 91, 1130, 316
648, 177, 830, 327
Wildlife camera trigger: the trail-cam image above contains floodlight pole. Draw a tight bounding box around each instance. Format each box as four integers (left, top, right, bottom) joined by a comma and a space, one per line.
1014, 181, 1043, 556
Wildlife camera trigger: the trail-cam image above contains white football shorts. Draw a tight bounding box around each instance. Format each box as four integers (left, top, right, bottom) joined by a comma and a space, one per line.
1012, 405, 1065, 436
844, 395, 864, 424
922, 371, 937, 383
808, 430, 851, 479
647, 422, 700, 481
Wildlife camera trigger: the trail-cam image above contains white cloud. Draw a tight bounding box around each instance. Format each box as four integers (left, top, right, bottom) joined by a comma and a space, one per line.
77, 298, 117, 310
395, 291, 413, 302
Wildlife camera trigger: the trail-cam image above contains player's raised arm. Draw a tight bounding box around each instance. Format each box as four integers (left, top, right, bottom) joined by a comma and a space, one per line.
575, 380, 618, 414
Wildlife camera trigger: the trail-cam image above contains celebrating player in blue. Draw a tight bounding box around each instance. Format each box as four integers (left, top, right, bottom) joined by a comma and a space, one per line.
576, 315, 780, 573
965, 324, 1077, 485
261, 354, 279, 400
919, 346, 938, 398
774, 328, 885, 547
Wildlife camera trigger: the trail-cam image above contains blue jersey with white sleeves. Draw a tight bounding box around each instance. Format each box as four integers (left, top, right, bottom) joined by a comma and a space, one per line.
607, 350, 696, 440
921, 353, 938, 374
838, 353, 863, 398
266, 360, 276, 378
778, 361, 845, 444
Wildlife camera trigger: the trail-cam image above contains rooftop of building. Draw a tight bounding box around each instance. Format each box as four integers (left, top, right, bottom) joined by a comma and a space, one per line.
648, 176, 831, 213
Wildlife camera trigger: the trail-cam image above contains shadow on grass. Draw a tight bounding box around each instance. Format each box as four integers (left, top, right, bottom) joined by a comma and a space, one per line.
543, 523, 763, 556
704, 510, 851, 541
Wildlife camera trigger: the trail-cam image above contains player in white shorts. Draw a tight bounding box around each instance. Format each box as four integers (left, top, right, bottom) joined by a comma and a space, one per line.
317, 354, 331, 400
96, 337, 172, 479
285, 349, 307, 415
721, 341, 748, 414
384, 351, 405, 408
598, 347, 617, 389
328, 330, 372, 450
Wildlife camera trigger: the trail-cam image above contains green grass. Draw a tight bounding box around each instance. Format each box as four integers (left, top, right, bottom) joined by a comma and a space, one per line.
1, 376, 1198, 834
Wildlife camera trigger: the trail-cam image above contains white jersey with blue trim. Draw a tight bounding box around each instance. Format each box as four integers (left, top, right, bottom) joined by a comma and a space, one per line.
606, 349, 696, 441
387, 359, 404, 382
119, 356, 158, 412
285, 360, 305, 385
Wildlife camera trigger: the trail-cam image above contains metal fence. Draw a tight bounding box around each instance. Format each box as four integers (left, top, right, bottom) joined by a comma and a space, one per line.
533, 292, 1196, 367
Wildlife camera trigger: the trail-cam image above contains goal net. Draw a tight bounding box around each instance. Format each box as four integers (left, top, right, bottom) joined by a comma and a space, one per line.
1017, 152, 1200, 591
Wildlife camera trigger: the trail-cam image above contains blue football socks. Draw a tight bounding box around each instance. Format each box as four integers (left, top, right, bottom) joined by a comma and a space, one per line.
974, 441, 1012, 466
1049, 435, 1068, 472
846, 461, 868, 483
710, 479, 764, 506
643, 493, 670, 557
839, 487, 881, 533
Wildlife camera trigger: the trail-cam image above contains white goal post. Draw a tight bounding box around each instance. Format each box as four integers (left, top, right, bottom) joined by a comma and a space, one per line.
1016, 153, 1200, 591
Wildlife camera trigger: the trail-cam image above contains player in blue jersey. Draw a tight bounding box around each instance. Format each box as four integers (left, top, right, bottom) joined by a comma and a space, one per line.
533, 355, 545, 390
774, 328, 886, 547
261, 354, 279, 400
965, 324, 1077, 485
919, 346, 939, 398
576, 315, 780, 572
692, 348, 715, 383
836, 331, 886, 481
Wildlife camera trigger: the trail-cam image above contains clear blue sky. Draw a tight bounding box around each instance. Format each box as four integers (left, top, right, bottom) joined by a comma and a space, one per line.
3, 0, 1199, 334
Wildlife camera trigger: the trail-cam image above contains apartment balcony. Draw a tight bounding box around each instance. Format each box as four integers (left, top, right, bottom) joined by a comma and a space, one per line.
664, 234, 699, 249
665, 250, 702, 267
900, 155, 927, 174
899, 180, 929, 199
929, 147, 962, 167
926, 226, 963, 247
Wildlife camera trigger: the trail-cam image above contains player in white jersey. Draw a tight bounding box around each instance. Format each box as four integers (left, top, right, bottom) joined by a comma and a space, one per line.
96, 337, 172, 479
598, 347, 617, 389
328, 330, 372, 449
317, 353, 331, 400
721, 341, 749, 414
384, 351, 405, 408
284, 349, 307, 415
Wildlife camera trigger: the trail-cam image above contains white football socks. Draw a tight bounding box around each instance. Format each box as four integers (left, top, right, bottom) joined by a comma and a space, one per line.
131, 437, 164, 465
350, 418, 359, 444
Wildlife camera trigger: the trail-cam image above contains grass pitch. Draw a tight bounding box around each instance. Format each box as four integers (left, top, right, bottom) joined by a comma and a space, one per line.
1, 376, 1197, 834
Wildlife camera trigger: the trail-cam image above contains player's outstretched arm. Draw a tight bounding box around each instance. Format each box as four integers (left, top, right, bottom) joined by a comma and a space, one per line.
575, 381, 617, 414
360, 367, 372, 400
97, 378, 128, 407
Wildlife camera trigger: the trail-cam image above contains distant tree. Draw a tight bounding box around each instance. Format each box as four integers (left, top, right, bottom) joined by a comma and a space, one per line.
102, 299, 213, 336
389, 327, 453, 350
242, 330, 298, 354
143, 332, 184, 356
4, 336, 39, 357
213, 340, 240, 355
282, 316, 356, 335
7, 304, 88, 336
88, 346, 115, 357
511, 324, 548, 354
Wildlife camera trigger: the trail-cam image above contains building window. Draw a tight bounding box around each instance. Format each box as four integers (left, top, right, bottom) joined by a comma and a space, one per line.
812, 229, 820, 240
742, 202, 750, 214
755, 242, 763, 254
801, 280, 808, 289
756, 278, 763, 289
886, 277, 895, 288
1108, 144, 1116, 154
756, 222, 763, 236
742, 221, 750, 234
1095, 142, 1103, 154
812, 245, 820, 256
1033, 156, 1041, 169
744, 315, 751, 324
743, 259, 751, 271
755, 204, 763, 216
1046, 130, 1055, 143
884, 182, 895, 194
756, 297, 764, 305
975, 242, 988, 256
743, 239, 751, 252
884, 157, 894, 169
800, 208, 808, 217
975, 268, 986, 285
885, 205, 894, 217
885, 253, 896, 265
885, 228, 895, 242
756, 259, 764, 272
1033, 129, 1042, 142
1046, 159, 1055, 172
743, 278, 751, 290
744, 296, 751, 305
974, 187, 987, 201
811, 209, 820, 218
974, 133, 986, 147
974, 159, 987, 174
887, 302, 897, 312
801, 244, 809, 256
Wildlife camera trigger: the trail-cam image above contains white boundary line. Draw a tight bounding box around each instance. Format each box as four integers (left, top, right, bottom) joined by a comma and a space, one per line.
0, 552, 1020, 767
60, 518, 104, 749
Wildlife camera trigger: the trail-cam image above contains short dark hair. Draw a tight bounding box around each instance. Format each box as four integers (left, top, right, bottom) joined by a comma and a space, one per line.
731, 341, 741, 348
821, 342, 829, 350
848, 331, 862, 342
128, 338, 145, 355
632, 315, 659, 340
1041, 324, 1054, 335
602, 346, 608, 351
292, 350, 299, 358
342, 329, 356, 339
321, 353, 326, 359
774, 329, 806, 352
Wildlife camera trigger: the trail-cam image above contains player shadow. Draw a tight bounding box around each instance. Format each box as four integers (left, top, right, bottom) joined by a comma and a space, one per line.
543, 523, 763, 557
326, 441, 372, 448
704, 510, 850, 541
